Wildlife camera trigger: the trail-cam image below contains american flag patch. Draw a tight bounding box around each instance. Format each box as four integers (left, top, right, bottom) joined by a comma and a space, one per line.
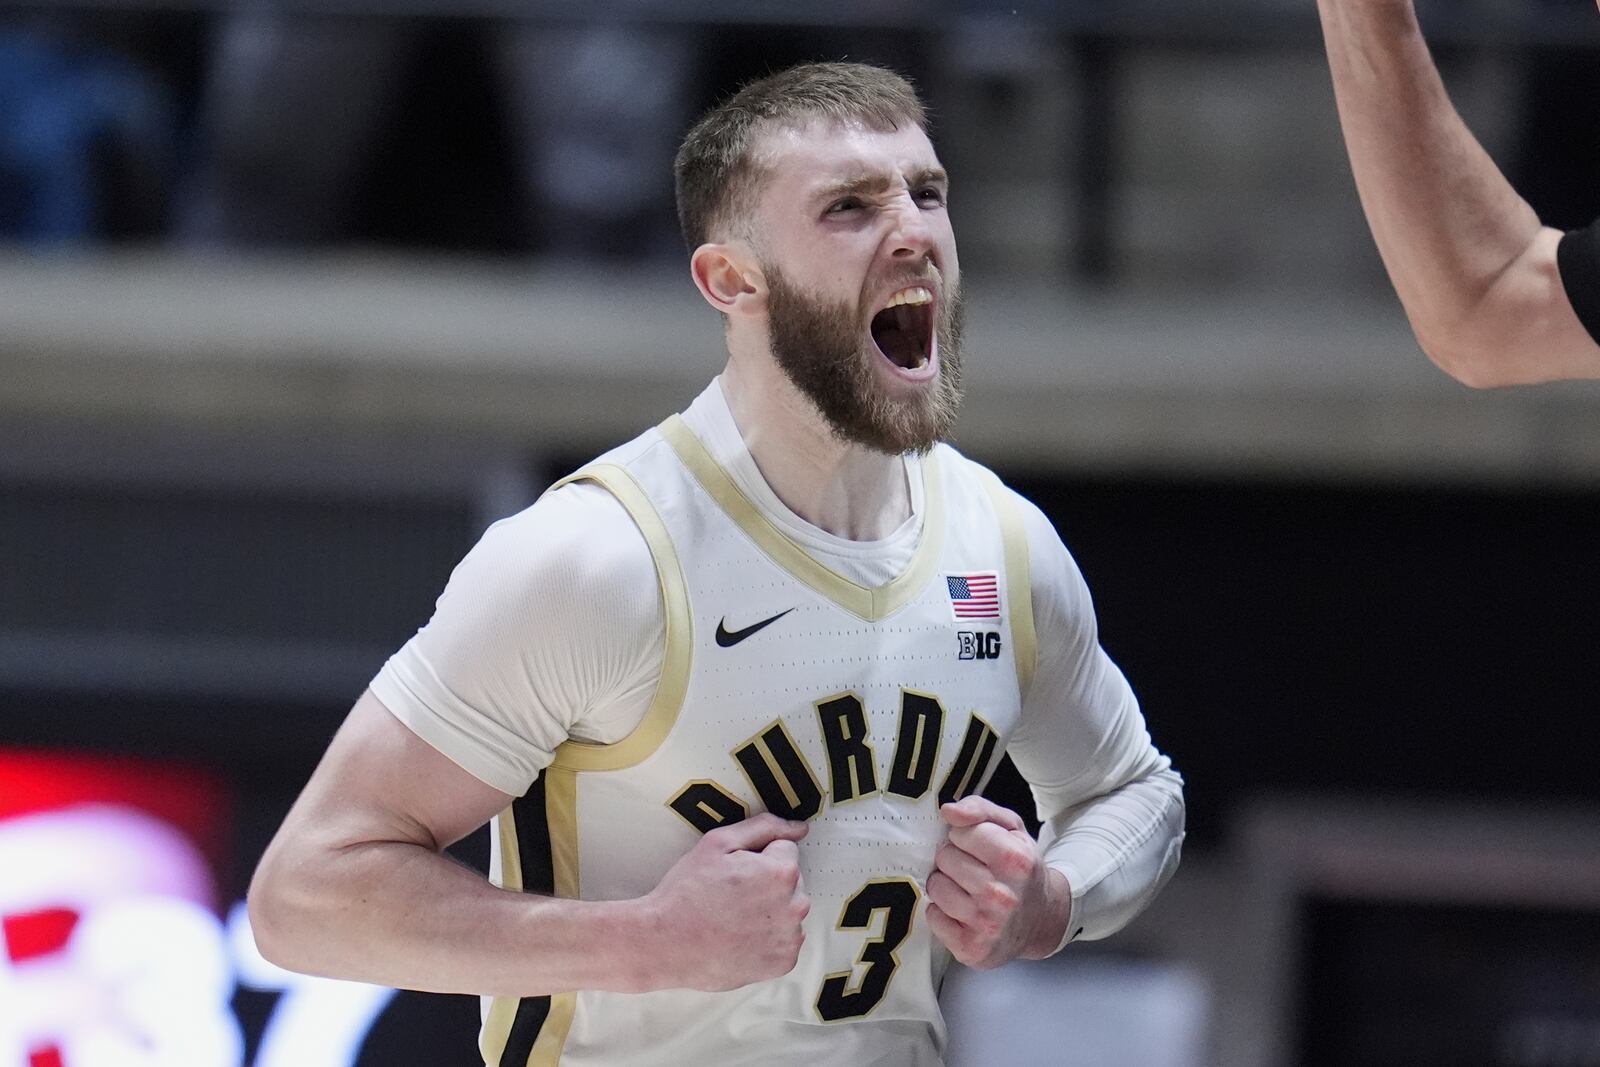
946, 572, 1001, 620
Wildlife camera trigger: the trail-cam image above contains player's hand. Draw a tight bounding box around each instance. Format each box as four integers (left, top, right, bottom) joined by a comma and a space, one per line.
925, 796, 1071, 969
640, 813, 810, 992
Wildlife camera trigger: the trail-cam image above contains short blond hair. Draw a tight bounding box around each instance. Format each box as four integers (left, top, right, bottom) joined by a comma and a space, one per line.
673, 62, 927, 250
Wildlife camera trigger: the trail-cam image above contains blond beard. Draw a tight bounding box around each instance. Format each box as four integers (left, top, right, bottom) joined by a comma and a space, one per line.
763, 265, 965, 455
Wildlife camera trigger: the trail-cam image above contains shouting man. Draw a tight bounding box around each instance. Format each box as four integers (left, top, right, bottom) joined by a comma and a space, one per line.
249, 62, 1185, 1066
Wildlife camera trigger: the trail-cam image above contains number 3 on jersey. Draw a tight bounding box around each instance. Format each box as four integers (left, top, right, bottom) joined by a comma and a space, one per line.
815, 878, 920, 1021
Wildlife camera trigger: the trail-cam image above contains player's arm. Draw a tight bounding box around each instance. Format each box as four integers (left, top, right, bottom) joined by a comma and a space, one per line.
249, 690, 808, 997
924, 498, 1183, 968
251, 689, 631, 995
1316, 0, 1600, 385
996, 501, 1182, 949
250, 486, 810, 996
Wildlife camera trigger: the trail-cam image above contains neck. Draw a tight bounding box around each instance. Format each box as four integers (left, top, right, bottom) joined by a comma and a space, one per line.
719, 346, 912, 542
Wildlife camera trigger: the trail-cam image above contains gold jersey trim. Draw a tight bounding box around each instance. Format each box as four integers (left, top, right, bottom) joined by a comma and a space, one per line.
480, 458, 691, 1064
526, 768, 579, 1066
478, 814, 523, 1064
976, 467, 1038, 698
479, 772, 584, 1067
657, 415, 946, 622
548, 461, 694, 773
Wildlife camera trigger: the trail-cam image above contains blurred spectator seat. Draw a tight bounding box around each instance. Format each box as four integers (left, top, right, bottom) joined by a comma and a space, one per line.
0, 24, 172, 242
940, 954, 1209, 1067
178, 14, 696, 257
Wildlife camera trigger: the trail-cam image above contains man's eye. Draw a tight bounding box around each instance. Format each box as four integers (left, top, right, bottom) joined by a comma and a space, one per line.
827, 198, 863, 214
916, 187, 945, 206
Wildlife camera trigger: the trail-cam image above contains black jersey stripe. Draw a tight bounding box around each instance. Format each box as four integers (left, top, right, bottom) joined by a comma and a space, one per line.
499, 997, 552, 1067
499, 772, 556, 1067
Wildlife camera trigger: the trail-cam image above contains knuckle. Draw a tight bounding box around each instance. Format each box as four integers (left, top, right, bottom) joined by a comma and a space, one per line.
999, 846, 1035, 880
984, 883, 1018, 911
992, 856, 1025, 884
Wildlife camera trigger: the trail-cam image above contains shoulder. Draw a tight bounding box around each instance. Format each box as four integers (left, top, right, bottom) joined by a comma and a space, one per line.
446, 479, 656, 617
930, 447, 1092, 619
1008, 489, 1093, 623
931, 444, 1069, 553
928, 443, 1017, 515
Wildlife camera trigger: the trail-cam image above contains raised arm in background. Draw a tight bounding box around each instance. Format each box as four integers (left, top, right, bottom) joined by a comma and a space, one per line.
1315, 0, 1600, 385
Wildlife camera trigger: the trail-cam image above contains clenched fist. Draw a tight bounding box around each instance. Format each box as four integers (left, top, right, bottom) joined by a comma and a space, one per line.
925, 796, 1072, 969
640, 814, 810, 992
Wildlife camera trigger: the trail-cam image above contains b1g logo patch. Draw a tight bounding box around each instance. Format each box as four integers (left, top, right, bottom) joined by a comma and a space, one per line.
957, 631, 1003, 661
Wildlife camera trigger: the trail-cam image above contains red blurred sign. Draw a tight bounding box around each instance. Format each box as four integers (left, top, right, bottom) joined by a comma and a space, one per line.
0, 748, 235, 1067
0, 746, 400, 1067
0, 748, 229, 865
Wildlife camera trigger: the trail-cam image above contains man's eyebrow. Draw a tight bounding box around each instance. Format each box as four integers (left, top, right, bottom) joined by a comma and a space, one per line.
812, 167, 950, 202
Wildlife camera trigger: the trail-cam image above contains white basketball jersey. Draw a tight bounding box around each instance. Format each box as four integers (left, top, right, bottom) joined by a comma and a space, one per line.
480, 416, 1038, 1067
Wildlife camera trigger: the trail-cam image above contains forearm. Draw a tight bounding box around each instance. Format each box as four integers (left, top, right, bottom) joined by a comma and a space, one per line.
1037, 765, 1184, 946
248, 835, 658, 998
1317, 0, 1545, 356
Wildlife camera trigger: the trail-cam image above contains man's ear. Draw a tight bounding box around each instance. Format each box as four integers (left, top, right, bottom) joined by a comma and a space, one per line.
690, 242, 765, 318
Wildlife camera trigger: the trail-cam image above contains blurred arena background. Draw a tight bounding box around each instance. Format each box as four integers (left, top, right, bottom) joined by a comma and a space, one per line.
3, 0, 1600, 1064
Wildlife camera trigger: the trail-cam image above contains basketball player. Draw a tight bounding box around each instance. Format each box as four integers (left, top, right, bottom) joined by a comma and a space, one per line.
249, 62, 1185, 1066
1317, 0, 1600, 385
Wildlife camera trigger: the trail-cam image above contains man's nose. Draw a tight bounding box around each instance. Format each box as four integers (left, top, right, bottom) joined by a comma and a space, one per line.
887, 196, 936, 260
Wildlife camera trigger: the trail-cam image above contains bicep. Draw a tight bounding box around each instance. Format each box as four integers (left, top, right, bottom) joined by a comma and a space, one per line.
276, 690, 515, 858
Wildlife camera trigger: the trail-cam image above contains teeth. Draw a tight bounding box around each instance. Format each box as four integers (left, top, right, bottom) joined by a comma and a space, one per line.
884, 286, 932, 309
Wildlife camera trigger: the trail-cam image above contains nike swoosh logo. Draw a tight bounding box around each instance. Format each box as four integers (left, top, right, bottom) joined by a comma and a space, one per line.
715, 608, 796, 648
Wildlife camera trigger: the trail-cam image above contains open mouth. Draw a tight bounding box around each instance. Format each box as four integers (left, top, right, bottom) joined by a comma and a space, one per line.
869, 287, 935, 372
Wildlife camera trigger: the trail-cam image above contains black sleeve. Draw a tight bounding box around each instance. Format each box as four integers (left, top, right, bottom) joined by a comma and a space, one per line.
1556, 221, 1600, 345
